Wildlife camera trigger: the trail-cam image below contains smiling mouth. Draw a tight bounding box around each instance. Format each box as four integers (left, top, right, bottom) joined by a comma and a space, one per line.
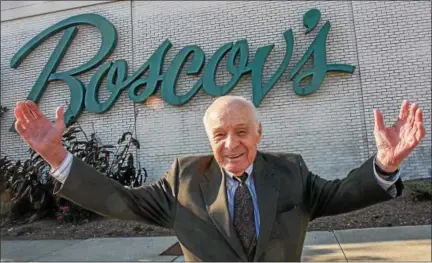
226, 153, 244, 159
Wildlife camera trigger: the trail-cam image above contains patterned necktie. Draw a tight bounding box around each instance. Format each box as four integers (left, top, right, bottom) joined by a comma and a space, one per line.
233, 172, 256, 259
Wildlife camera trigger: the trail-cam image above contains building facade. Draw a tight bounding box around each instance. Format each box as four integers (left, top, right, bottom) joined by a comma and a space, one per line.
1, 1, 431, 182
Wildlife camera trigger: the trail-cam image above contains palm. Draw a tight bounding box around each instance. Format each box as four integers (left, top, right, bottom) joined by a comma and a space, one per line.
23, 115, 64, 153
374, 100, 426, 170
14, 101, 65, 157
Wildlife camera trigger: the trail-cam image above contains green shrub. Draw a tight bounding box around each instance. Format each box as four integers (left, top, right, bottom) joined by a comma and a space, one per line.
0, 123, 147, 225
0, 105, 8, 118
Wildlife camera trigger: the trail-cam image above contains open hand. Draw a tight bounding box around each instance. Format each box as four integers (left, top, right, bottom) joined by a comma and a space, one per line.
14, 100, 67, 169
374, 100, 426, 172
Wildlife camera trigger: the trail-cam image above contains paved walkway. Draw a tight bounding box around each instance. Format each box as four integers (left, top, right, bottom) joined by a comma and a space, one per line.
1, 225, 431, 262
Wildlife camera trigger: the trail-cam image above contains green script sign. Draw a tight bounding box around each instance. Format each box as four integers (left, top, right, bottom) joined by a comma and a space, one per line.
10, 8, 355, 126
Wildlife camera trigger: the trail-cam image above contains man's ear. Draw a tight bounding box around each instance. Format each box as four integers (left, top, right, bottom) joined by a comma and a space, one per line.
257, 122, 263, 143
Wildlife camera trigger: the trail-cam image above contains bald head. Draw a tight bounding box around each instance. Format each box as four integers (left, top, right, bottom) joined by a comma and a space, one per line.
203, 96, 262, 176
203, 96, 260, 137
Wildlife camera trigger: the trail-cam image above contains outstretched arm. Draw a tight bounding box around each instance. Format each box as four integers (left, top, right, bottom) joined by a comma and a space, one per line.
300, 154, 403, 221
302, 100, 425, 221
14, 100, 178, 228
52, 154, 178, 228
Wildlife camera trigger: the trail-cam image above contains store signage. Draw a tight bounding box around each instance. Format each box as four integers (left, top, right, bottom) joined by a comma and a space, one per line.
10, 8, 355, 125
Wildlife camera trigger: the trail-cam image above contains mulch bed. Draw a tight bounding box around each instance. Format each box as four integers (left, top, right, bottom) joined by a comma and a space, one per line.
1, 179, 430, 240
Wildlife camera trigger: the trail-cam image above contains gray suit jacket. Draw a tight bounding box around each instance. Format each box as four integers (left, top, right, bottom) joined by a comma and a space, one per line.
53, 151, 403, 262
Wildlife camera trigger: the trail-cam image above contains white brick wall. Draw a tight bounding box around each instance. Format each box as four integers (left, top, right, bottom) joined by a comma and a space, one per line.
1, 1, 430, 182
352, 1, 431, 179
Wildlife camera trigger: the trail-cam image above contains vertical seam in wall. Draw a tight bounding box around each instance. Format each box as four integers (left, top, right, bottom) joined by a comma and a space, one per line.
130, 0, 139, 163
350, 0, 370, 161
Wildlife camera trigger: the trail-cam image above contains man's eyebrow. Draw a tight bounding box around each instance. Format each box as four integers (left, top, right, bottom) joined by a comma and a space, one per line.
212, 127, 225, 133
211, 124, 249, 132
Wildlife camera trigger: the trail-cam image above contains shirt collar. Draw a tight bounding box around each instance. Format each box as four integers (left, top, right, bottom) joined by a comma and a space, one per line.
224, 164, 254, 182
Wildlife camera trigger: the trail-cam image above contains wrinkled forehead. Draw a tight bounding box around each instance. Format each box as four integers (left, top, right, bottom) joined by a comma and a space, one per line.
206, 103, 254, 129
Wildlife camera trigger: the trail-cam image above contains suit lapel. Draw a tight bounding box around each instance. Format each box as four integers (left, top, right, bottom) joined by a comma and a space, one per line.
200, 159, 247, 261
253, 152, 279, 261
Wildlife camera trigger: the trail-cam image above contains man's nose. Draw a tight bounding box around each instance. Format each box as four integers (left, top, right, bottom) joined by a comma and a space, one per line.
225, 134, 239, 149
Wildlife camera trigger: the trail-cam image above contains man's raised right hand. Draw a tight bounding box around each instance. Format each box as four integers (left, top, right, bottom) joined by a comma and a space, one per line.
14, 100, 68, 170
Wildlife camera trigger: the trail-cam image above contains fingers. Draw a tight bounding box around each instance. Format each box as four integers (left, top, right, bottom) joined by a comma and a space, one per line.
406, 103, 418, 127
15, 120, 27, 135
398, 100, 409, 121
14, 103, 27, 122
406, 104, 425, 145
15, 100, 65, 125
374, 109, 386, 131
55, 105, 65, 126
25, 100, 43, 119
14, 103, 29, 137
15, 100, 40, 123
415, 108, 423, 123
416, 123, 426, 142
415, 109, 426, 142
18, 101, 35, 122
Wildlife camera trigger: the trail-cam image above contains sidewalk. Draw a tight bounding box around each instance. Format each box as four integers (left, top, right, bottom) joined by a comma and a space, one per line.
1, 225, 431, 262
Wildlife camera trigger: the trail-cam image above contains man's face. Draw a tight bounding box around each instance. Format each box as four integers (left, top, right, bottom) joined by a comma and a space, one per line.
206, 102, 262, 176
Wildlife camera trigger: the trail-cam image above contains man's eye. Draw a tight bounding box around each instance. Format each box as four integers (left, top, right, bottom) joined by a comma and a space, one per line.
238, 131, 246, 136
214, 133, 225, 139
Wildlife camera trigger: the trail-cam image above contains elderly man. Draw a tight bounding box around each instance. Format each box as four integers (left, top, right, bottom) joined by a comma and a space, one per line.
14, 96, 425, 262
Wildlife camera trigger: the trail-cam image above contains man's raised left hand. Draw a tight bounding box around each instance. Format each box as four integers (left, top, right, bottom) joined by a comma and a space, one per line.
374, 100, 426, 173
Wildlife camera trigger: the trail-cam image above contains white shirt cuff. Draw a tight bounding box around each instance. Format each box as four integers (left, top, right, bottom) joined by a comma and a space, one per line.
50, 151, 73, 184
373, 156, 400, 196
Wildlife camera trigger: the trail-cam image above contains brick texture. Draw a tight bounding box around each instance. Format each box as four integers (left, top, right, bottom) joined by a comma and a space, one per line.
352, 1, 431, 179
1, 1, 430, 182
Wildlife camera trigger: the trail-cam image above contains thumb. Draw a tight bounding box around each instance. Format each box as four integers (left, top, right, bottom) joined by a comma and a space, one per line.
55, 105, 65, 126
374, 109, 386, 131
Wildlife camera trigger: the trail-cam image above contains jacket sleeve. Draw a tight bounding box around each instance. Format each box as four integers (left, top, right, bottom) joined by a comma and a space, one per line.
298, 154, 404, 221
53, 155, 179, 228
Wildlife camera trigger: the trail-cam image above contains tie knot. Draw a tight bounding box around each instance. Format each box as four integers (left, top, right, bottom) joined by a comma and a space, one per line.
234, 172, 248, 185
